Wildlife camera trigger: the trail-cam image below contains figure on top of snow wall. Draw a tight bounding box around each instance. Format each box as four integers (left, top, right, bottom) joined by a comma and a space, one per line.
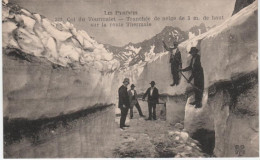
163, 41, 182, 86
180, 47, 204, 108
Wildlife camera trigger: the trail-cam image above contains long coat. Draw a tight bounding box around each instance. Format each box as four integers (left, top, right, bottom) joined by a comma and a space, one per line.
163, 42, 182, 74
142, 87, 159, 103
169, 48, 182, 74
182, 54, 204, 89
118, 85, 130, 108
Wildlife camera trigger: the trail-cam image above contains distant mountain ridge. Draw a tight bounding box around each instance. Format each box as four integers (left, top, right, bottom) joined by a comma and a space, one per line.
105, 23, 208, 68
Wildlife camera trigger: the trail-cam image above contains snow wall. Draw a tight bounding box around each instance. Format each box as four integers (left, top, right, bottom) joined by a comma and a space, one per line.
3, 1, 122, 119
121, 1, 258, 157
124, 1, 257, 95
2, 0, 258, 157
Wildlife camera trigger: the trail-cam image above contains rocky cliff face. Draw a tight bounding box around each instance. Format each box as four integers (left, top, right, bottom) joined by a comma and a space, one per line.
232, 0, 256, 15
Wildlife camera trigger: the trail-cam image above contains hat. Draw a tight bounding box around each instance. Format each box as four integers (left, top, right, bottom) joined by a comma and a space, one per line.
131, 84, 135, 87
123, 78, 130, 83
150, 81, 156, 85
189, 47, 199, 54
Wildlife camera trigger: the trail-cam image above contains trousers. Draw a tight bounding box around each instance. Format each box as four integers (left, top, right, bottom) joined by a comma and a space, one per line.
120, 107, 129, 128
130, 101, 143, 118
194, 69, 204, 105
148, 102, 157, 119
171, 66, 180, 85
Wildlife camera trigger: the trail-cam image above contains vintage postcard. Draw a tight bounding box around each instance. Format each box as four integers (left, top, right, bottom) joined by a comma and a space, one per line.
2, 0, 258, 158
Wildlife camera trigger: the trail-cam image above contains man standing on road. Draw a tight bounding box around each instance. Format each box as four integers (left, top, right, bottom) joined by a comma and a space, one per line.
128, 84, 145, 119
142, 81, 159, 120
163, 41, 182, 86
118, 78, 131, 130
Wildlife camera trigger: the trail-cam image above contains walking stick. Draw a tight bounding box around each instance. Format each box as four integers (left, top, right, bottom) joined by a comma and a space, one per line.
179, 71, 203, 93
137, 98, 166, 107
138, 98, 167, 120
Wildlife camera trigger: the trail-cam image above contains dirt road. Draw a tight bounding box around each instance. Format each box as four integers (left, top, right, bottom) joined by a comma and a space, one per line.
113, 100, 207, 158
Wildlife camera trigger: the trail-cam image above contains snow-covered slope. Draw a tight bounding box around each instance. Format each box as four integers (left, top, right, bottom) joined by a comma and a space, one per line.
2, 1, 121, 119
105, 26, 188, 69
183, 2, 258, 156
117, 1, 257, 157
188, 23, 207, 39
2, 0, 258, 157
106, 24, 207, 69
122, 1, 257, 96
2, 0, 257, 125
184, 1, 257, 88
2, 2, 120, 72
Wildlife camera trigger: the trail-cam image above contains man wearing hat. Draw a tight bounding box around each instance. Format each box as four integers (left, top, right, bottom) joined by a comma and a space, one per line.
142, 81, 159, 120
128, 84, 145, 119
163, 41, 182, 86
180, 47, 204, 108
118, 78, 131, 129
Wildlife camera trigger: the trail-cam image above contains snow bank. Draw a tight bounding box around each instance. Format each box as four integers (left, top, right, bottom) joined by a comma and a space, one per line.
2, 2, 123, 119
2, 3, 120, 72
179, 1, 257, 88
184, 72, 258, 157
2, 0, 258, 124
121, 1, 257, 96
188, 32, 196, 39
181, 2, 258, 157
3, 51, 122, 119
2, 21, 17, 48
184, 95, 214, 134
125, 45, 141, 54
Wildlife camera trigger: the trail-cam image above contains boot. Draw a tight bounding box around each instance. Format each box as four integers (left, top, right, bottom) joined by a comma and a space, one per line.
195, 102, 202, 108
146, 117, 152, 121
170, 83, 176, 86
189, 101, 196, 105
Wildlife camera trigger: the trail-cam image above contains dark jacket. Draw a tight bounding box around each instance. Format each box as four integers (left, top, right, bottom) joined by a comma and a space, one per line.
163, 42, 182, 70
118, 85, 130, 108
182, 54, 203, 83
128, 89, 138, 106
142, 87, 159, 103
169, 48, 182, 70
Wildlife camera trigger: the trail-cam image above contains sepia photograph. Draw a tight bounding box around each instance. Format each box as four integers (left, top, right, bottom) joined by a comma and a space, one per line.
2, 0, 259, 158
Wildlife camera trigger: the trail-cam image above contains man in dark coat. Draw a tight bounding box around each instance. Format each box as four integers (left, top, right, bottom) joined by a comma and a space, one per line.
163, 41, 182, 86
128, 84, 145, 119
142, 81, 159, 120
118, 78, 130, 129
180, 47, 204, 108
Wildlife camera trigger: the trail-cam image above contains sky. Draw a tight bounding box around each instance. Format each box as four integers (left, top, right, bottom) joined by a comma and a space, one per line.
11, 0, 236, 46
